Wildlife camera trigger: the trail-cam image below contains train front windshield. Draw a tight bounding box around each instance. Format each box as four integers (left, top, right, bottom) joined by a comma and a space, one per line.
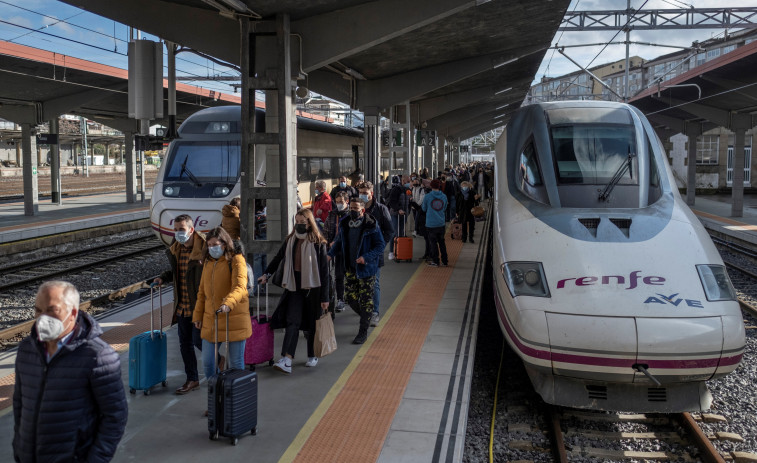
551, 125, 637, 185
164, 141, 241, 183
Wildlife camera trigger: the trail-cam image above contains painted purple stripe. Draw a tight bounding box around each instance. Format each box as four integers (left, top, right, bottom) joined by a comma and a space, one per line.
494, 288, 733, 371
152, 224, 175, 237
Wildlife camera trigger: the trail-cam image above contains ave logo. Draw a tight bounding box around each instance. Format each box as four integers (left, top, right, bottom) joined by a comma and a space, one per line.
644, 293, 703, 308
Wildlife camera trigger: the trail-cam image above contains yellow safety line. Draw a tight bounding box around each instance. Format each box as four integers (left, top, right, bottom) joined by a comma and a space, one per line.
278, 262, 427, 463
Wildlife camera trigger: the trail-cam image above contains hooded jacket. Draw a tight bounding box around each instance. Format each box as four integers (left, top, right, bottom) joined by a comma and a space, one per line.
221, 205, 241, 240
328, 213, 385, 279
422, 190, 448, 228
193, 252, 251, 342
364, 199, 393, 267
158, 230, 206, 323
13, 312, 127, 463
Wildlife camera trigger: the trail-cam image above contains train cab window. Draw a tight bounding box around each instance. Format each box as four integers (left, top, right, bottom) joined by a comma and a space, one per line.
517, 140, 549, 204
164, 141, 240, 183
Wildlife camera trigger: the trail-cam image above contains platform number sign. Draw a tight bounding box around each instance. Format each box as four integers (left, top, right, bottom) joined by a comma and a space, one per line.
417, 130, 436, 146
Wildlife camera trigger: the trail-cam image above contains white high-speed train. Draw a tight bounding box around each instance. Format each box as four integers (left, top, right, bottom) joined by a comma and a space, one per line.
150, 106, 364, 245
493, 101, 745, 412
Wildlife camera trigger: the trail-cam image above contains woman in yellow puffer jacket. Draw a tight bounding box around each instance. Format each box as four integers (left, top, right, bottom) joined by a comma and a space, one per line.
193, 227, 251, 380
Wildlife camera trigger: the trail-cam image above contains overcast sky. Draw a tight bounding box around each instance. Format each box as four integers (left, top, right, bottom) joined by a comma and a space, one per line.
0, 0, 751, 97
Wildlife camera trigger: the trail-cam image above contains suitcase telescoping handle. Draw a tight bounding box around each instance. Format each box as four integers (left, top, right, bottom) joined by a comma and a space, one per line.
255, 283, 269, 319
214, 309, 230, 373
149, 285, 164, 341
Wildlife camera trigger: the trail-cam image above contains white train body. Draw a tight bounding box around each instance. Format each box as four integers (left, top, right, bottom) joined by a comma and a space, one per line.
150, 106, 362, 245
493, 101, 745, 412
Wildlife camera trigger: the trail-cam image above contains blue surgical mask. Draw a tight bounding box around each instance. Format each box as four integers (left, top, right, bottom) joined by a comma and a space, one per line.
404, 183, 411, 189
339, 182, 347, 188
462, 187, 469, 192
208, 245, 224, 259
359, 194, 370, 203
174, 230, 190, 244
336, 202, 347, 211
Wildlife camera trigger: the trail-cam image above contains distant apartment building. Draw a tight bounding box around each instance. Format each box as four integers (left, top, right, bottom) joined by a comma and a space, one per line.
528, 29, 757, 192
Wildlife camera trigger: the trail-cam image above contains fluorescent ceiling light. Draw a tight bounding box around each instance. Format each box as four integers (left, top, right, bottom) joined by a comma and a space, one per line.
495, 87, 512, 95
495, 103, 509, 110
493, 57, 518, 69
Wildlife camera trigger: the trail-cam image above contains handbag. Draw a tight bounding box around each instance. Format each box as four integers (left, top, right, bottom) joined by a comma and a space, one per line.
314, 314, 337, 358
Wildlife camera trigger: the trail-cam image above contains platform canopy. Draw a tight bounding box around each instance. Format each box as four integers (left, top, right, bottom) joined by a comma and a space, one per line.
58, 0, 571, 140
630, 40, 757, 138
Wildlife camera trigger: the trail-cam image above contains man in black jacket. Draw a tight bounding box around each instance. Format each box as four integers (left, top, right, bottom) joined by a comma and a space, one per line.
356, 181, 394, 327
13, 281, 127, 463
152, 214, 207, 394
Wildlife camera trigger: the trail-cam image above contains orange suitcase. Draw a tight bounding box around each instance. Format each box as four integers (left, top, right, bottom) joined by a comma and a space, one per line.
393, 215, 413, 262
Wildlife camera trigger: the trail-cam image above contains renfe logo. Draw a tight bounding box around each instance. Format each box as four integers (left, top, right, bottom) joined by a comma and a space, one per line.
557, 271, 665, 290
168, 215, 209, 228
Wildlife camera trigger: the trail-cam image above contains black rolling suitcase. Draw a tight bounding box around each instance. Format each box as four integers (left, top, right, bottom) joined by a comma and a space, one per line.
208, 311, 258, 445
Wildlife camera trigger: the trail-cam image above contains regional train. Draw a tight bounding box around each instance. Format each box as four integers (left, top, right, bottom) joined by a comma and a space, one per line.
493, 101, 745, 412
150, 106, 366, 245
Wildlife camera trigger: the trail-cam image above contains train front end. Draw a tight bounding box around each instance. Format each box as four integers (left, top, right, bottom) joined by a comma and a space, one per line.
493, 101, 745, 412
150, 107, 241, 245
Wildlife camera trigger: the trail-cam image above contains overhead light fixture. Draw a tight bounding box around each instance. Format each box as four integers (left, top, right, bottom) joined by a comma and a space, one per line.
344, 68, 366, 81
493, 57, 518, 69
494, 113, 508, 120
495, 87, 513, 95
495, 103, 509, 110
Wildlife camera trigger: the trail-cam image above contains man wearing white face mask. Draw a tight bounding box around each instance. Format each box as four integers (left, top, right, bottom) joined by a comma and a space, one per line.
13, 281, 127, 463
152, 214, 207, 395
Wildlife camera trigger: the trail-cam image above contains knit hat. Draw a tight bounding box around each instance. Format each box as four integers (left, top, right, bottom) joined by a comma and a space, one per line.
391, 175, 401, 185
430, 179, 442, 189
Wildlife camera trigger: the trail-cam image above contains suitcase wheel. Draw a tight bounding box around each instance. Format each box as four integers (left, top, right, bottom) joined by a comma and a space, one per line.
209, 431, 219, 441
129, 388, 136, 395
231, 437, 238, 446
251, 427, 257, 436
143, 389, 151, 396
162, 381, 167, 387
268, 359, 274, 366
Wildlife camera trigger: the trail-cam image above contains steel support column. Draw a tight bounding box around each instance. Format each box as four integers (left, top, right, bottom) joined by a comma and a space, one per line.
49, 118, 61, 205
731, 127, 746, 217
22, 123, 38, 216
685, 124, 701, 206
125, 131, 137, 203
364, 108, 381, 196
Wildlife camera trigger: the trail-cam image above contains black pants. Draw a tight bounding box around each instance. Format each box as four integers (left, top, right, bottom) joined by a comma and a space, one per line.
461, 215, 475, 241
176, 314, 202, 382
427, 226, 448, 265
280, 289, 315, 359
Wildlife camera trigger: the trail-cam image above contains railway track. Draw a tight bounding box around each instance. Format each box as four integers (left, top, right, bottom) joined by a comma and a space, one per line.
0, 236, 164, 292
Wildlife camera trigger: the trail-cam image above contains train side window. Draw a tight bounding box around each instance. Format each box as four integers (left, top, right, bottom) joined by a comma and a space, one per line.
648, 138, 662, 203
297, 157, 309, 182
519, 141, 543, 187
321, 158, 332, 179
309, 158, 322, 181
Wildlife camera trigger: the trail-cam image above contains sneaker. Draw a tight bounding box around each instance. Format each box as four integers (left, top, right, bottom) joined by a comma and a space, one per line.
469, 238, 474, 243
305, 357, 318, 367
370, 313, 380, 327
335, 300, 345, 313
352, 332, 367, 344
274, 357, 292, 374
441, 263, 448, 267
388, 252, 395, 260
412, 231, 418, 238
427, 261, 439, 267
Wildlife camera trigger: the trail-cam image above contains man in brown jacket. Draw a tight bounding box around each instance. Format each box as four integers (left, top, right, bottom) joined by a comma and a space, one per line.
152, 214, 208, 394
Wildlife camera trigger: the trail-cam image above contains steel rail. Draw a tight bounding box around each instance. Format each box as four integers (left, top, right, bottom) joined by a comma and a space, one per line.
677, 413, 726, 463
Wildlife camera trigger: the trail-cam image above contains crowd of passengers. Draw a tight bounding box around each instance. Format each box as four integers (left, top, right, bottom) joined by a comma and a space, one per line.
11, 162, 492, 462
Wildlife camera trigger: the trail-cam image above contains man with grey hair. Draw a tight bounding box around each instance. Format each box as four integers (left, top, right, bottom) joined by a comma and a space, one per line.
311, 178, 332, 225
13, 281, 127, 463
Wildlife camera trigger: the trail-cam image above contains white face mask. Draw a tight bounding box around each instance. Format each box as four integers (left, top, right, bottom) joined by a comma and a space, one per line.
175, 230, 191, 244
208, 245, 224, 259
36, 312, 72, 343
336, 202, 347, 211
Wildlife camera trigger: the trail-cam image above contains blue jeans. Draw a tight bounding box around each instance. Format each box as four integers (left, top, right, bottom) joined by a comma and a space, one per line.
372, 267, 381, 316
202, 339, 246, 380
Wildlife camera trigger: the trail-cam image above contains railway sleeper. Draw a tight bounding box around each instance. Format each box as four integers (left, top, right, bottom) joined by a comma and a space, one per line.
564, 429, 684, 443
567, 447, 690, 461
731, 451, 757, 462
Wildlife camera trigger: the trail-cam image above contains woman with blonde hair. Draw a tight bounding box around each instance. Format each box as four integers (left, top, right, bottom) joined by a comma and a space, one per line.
258, 208, 330, 373
193, 227, 251, 382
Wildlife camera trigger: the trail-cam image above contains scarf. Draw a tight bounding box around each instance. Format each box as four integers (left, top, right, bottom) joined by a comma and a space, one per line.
281, 235, 321, 292
462, 189, 471, 200
349, 218, 364, 228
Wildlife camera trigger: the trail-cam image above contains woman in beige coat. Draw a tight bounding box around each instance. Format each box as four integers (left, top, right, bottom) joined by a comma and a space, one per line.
193, 227, 251, 381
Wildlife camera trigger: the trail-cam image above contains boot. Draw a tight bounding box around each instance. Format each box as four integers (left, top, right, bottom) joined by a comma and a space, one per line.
352, 313, 370, 344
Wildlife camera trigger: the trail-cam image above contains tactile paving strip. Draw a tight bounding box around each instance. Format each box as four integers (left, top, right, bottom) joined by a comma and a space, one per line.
293, 236, 464, 462
0, 303, 173, 411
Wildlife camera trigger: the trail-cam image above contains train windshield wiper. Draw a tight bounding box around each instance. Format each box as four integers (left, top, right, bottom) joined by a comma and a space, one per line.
179, 157, 202, 187
598, 148, 635, 202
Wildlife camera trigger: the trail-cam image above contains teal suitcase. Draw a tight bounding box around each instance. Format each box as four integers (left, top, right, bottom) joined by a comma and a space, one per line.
128, 286, 167, 395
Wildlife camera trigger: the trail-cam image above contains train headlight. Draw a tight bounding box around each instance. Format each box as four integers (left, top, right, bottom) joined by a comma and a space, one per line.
212, 186, 231, 197
164, 186, 180, 196
696, 265, 736, 301
501, 262, 550, 298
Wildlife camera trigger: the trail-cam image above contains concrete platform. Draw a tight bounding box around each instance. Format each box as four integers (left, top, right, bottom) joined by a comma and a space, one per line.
0, 214, 488, 463
689, 194, 757, 246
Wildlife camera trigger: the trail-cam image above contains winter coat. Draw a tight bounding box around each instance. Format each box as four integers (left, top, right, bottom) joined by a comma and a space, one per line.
364, 200, 394, 267
221, 205, 241, 240
158, 231, 206, 324
410, 186, 426, 211
264, 238, 330, 333
312, 192, 332, 224
323, 209, 348, 275
193, 253, 251, 342
328, 213, 385, 279
13, 312, 127, 463
422, 190, 448, 228
387, 185, 410, 216
455, 189, 477, 222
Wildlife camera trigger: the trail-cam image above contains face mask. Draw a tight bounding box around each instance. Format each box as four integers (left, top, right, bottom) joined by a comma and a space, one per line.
336, 203, 347, 211
462, 187, 469, 192
349, 210, 361, 220
174, 230, 190, 244
359, 194, 370, 203
295, 223, 308, 234
339, 182, 346, 188
36, 312, 71, 343
404, 183, 411, 189
208, 245, 224, 259
315, 189, 322, 196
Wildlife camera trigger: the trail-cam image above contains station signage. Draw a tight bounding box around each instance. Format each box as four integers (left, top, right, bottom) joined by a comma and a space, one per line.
36, 134, 59, 145
417, 130, 436, 146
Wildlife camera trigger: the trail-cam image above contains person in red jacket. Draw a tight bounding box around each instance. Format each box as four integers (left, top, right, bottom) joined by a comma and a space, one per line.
311, 179, 332, 225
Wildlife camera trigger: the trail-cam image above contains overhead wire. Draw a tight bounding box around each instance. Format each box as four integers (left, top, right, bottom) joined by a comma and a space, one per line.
543, 0, 581, 78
